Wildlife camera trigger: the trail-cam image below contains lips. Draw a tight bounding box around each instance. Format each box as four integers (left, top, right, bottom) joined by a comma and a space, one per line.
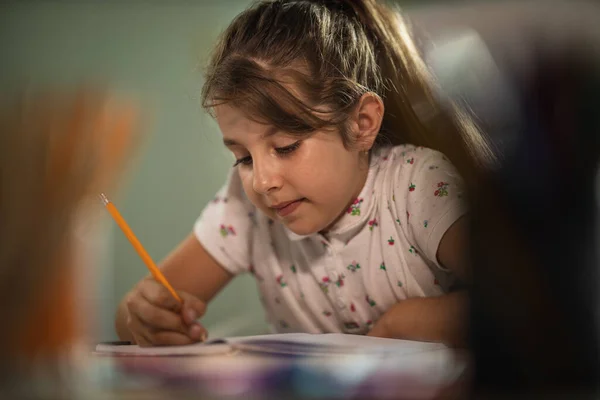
270, 200, 298, 209
270, 198, 304, 217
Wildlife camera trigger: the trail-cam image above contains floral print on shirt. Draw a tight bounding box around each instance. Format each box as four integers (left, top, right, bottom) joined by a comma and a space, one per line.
220, 224, 236, 237
368, 218, 378, 231
320, 277, 331, 294
347, 198, 364, 216
347, 261, 361, 272
276, 275, 287, 287
366, 295, 377, 307
434, 182, 450, 197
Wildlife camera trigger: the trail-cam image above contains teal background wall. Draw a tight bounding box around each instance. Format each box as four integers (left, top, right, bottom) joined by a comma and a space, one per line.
0, 0, 269, 340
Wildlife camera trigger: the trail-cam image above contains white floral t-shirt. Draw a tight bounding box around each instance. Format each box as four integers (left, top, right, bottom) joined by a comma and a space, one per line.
194, 144, 467, 334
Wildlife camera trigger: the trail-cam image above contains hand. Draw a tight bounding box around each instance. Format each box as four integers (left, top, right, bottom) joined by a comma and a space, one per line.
124, 277, 208, 347
365, 293, 468, 347
366, 312, 393, 339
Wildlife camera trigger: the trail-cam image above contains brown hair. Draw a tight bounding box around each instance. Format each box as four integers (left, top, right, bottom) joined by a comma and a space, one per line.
201, 0, 495, 181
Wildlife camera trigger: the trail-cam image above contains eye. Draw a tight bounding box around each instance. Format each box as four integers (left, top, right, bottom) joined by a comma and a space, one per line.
232, 140, 301, 167
233, 156, 252, 167
275, 140, 301, 156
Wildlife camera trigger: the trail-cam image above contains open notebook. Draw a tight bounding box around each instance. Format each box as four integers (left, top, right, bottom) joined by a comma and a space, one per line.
95, 333, 447, 357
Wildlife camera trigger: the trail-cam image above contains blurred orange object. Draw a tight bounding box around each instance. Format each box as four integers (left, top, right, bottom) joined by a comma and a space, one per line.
0, 89, 138, 364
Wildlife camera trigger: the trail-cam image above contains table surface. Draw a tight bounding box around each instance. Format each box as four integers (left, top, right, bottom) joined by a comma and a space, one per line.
86, 341, 470, 400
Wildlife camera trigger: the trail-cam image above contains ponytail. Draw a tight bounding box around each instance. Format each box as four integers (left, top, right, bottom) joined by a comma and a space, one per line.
334, 0, 496, 181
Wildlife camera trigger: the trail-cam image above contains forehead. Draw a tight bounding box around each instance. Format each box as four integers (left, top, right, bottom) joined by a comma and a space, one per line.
215, 104, 278, 144
214, 104, 246, 129
215, 104, 265, 131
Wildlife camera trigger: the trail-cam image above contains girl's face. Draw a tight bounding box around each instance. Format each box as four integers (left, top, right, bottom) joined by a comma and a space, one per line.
216, 104, 370, 236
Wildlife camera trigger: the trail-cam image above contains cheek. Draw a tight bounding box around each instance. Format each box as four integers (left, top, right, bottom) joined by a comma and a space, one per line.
238, 169, 256, 200
296, 146, 359, 193
238, 170, 272, 212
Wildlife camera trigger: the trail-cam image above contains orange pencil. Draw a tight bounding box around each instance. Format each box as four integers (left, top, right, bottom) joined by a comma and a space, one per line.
99, 193, 182, 303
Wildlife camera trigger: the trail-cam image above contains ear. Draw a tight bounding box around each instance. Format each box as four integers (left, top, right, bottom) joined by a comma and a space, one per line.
350, 92, 384, 151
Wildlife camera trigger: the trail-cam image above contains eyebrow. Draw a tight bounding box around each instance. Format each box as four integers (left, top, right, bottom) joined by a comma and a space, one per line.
222, 126, 279, 147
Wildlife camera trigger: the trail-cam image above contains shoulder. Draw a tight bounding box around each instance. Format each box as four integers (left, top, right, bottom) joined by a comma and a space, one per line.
217, 169, 252, 202
194, 170, 259, 275
372, 144, 466, 228
197, 169, 259, 239
390, 144, 452, 165
208, 169, 256, 213
370, 146, 467, 267
375, 145, 459, 189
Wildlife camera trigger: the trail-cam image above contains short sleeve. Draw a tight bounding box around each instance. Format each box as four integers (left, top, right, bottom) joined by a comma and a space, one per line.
194, 169, 256, 275
394, 148, 467, 269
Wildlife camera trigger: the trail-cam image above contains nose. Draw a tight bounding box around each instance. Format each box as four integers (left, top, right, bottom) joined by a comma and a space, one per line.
252, 155, 283, 195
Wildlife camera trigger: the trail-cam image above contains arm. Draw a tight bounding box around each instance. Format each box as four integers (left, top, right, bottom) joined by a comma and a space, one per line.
368, 216, 470, 347
115, 233, 233, 342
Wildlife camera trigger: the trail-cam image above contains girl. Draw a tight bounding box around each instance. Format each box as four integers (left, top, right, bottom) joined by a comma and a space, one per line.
116, 0, 492, 347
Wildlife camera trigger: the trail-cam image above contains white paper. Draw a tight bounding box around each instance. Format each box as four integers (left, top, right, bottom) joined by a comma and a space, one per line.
95, 333, 447, 357
94, 340, 232, 356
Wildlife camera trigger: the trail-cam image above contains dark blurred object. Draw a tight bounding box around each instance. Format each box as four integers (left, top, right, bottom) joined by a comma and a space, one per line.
410, 0, 600, 396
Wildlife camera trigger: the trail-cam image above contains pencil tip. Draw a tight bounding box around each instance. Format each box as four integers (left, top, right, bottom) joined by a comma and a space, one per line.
98, 193, 109, 206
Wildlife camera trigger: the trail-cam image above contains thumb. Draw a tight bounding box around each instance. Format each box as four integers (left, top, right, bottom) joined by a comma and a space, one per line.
178, 292, 207, 325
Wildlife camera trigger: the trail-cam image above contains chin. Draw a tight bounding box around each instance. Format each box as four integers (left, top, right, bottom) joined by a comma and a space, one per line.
282, 218, 324, 237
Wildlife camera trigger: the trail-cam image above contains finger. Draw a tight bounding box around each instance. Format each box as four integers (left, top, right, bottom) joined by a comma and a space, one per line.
128, 311, 195, 347
127, 296, 207, 343
148, 330, 199, 346
133, 331, 153, 347
187, 322, 208, 342
140, 319, 206, 345
129, 295, 187, 334
126, 314, 154, 347
139, 278, 182, 312
129, 311, 195, 347
178, 294, 207, 325
132, 333, 148, 347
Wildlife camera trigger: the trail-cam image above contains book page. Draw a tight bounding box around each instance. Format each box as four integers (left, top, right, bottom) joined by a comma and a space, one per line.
226, 333, 447, 357
94, 339, 232, 356
95, 333, 447, 357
